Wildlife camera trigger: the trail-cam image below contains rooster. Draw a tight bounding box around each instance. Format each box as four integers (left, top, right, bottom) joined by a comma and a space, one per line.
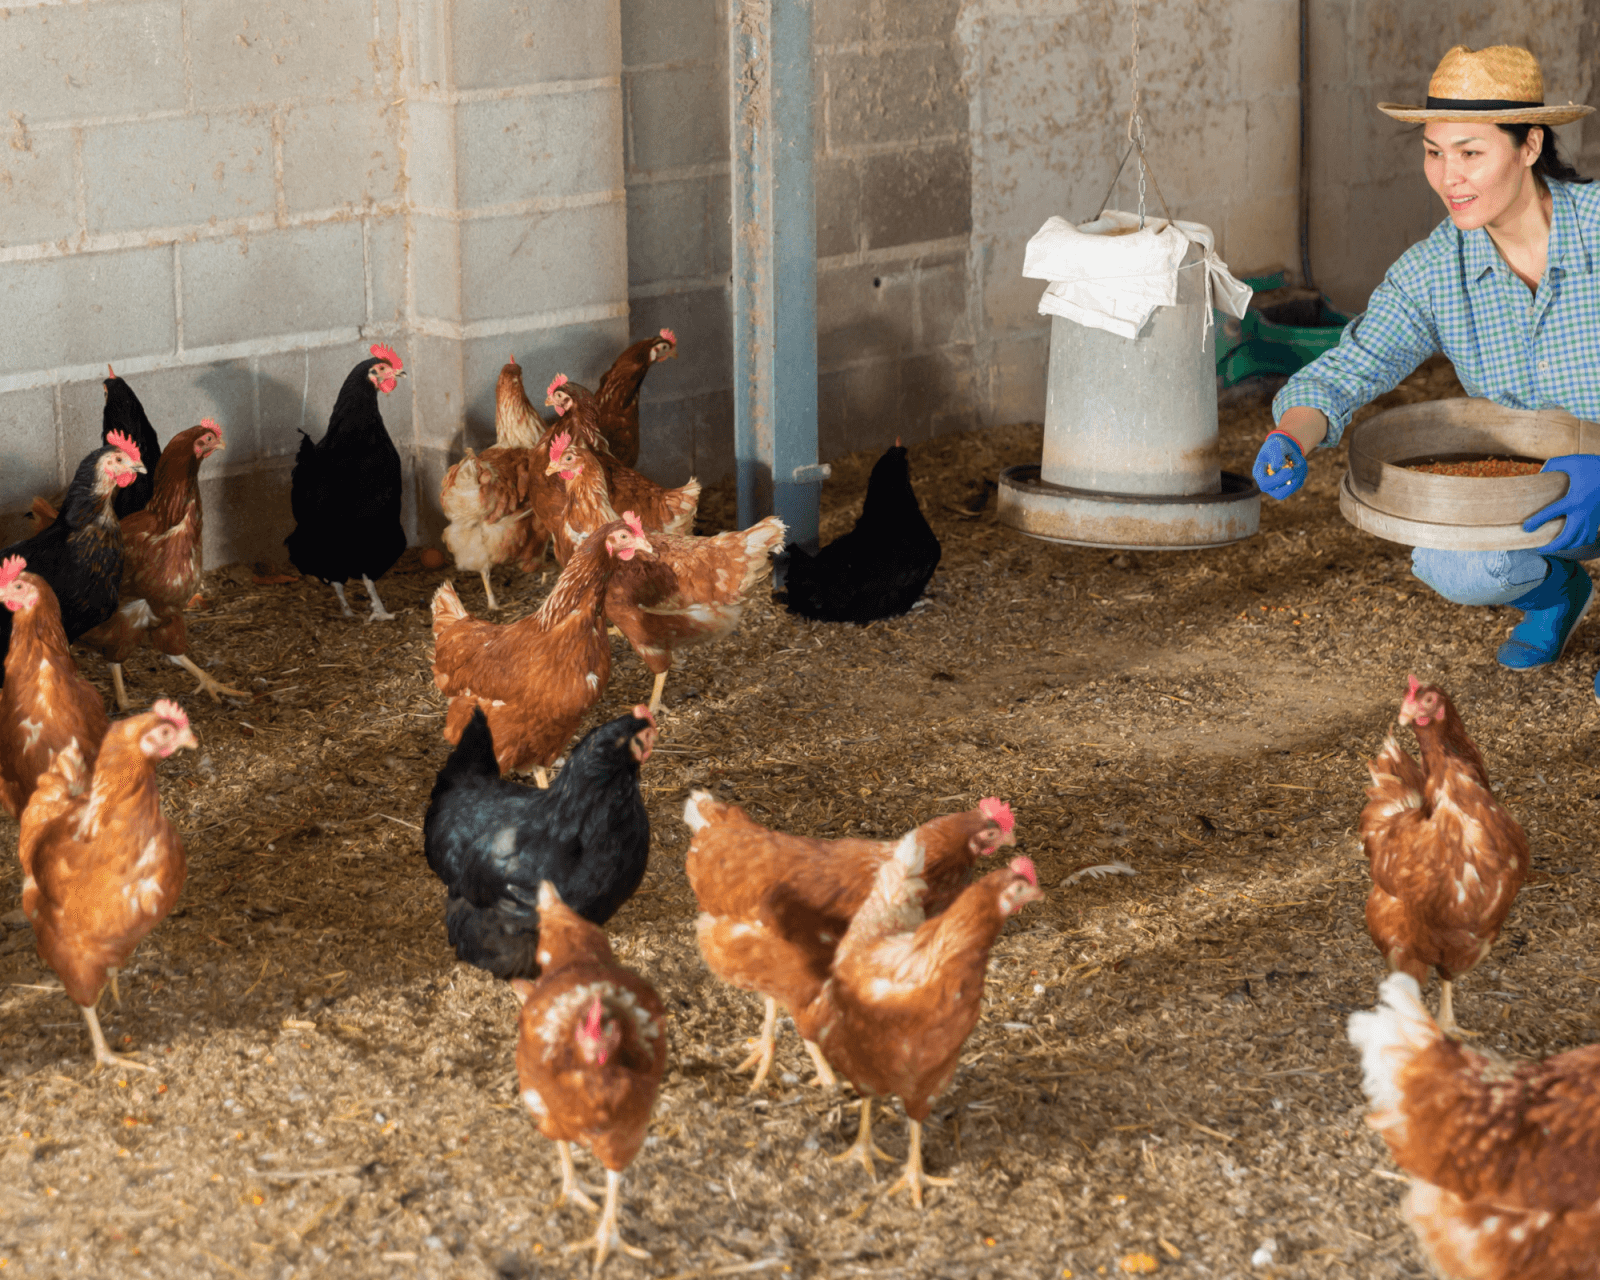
423, 704, 655, 979
430, 515, 654, 785
591, 328, 678, 467
78, 421, 246, 709
782, 442, 941, 623
803, 836, 1042, 1206
0, 557, 109, 818
284, 345, 408, 621
684, 792, 1017, 1091
547, 431, 784, 712
0, 437, 147, 684
512, 881, 667, 1272
545, 375, 699, 541
439, 355, 551, 611
19, 699, 198, 1071
1349, 972, 1600, 1279
1360, 677, 1529, 1036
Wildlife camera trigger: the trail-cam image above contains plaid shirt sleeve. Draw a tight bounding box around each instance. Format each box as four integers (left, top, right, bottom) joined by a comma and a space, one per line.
1271, 242, 1442, 448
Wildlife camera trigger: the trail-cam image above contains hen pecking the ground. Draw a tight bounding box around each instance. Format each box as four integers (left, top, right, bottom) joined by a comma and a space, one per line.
1360, 676, 1529, 1036
423, 704, 655, 980
1349, 972, 1600, 1279
781, 441, 941, 624
283, 345, 408, 621
0, 558, 109, 818
684, 791, 1017, 1092
18, 699, 198, 1071
511, 881, 668, 1272
78, 420, 247, 709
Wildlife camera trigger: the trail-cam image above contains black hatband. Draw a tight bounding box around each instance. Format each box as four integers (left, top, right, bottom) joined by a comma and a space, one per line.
1425, 95, 1544, 111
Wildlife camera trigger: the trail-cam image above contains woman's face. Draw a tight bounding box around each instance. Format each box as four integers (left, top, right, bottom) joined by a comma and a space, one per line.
1423, 122, 1543, 230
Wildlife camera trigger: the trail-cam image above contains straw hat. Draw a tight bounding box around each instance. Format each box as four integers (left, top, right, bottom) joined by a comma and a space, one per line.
1377, 45, 1592, 125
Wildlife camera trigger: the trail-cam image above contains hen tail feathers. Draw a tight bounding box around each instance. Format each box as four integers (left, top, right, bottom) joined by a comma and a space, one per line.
1348, 972, 1442, 1137
431, 581, 468, 636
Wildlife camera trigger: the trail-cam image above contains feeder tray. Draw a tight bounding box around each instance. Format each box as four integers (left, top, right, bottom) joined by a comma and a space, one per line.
1339, 399, 1599, 549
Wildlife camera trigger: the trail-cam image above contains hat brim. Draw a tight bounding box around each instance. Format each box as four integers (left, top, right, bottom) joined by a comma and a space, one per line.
1378, 102, 1593, 125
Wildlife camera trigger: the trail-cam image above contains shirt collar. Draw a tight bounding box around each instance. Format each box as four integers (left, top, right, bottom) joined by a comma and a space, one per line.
1461, 179, 1588, 280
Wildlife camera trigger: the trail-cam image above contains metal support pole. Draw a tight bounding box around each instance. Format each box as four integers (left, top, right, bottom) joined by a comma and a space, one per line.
729, 0, 823, 548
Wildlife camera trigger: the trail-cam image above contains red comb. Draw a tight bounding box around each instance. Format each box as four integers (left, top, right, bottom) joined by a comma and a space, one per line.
549, 431, 572, 460
106, 364, 118, 379
979, 797, 1014, 833
1010, 856, 1038, 887
200, 417, 222, 437
659, 328, 676, 344
152, 699, 189, 730
370, 344, 402, 371
0, 555, 25, 587
547, 373, 569, 397
1406, 674, 1420, 697
106, 430, 141, 464
507, 352, 519, 366
622, 510, 646, 538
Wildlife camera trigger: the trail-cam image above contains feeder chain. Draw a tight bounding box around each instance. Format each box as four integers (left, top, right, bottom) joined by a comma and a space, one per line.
1127, 0, 1147, 228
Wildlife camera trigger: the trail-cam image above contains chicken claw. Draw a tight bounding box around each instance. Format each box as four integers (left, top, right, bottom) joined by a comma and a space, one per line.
883, 1119, 954, 1210
803, 1037, 838, 1090
554, 1140, 600, 1214
361, 575, 396, 623
168, 654, 248, 701
1435, 980, 1481, 1038
831, 1098, 892, 1180
80, 1004, 155, 1074
735, 997, 779, 1092
563, 1168, 649, 1274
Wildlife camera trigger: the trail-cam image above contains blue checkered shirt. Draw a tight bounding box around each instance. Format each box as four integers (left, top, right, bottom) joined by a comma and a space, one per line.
1274, 179, 1600, 446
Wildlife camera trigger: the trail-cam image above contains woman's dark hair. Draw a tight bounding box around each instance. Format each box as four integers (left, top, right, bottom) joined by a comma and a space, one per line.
1498, 123, 1592, 184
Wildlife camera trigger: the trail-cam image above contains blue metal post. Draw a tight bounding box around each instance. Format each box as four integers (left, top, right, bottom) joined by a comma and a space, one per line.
729, 0, 823, 548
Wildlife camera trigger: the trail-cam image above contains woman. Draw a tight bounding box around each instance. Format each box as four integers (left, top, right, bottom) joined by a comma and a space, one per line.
1256, 46, 1600, 688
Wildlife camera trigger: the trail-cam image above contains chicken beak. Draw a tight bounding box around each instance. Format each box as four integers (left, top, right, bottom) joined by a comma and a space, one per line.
132, 460, 148, 475
175, 727, 200, 752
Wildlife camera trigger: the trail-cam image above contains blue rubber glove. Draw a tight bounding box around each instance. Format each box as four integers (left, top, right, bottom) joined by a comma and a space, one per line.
1252, 431, 1307, 500
1523, 454, 1600, 551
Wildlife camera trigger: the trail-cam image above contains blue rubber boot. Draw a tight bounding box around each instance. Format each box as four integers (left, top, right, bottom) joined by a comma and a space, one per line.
1497, 558, 1594, 669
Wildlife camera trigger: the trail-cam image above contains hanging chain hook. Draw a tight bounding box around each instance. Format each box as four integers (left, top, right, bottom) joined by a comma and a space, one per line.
1127, 0, 1147, 229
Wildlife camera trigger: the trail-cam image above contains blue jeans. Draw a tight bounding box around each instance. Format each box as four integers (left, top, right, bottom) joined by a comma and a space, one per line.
1412, 546, 1600, 606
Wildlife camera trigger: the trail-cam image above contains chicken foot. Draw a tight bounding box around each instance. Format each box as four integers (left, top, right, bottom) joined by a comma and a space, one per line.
169, 653, 249, 701
361, 575, 395, 623
831, 1098, 893, 1180
803, 1037, 838, 1090
564, 1168, 650, 1274
80, 1003, 154, 1073
648, 671, 668, 717
884, 1119, 954, 1210
1436, 980, 1480, 1038
479, 569, 500, 612
553, 1140, 602, 1213
330, 582, 357, 618
735, 996, 780, 1092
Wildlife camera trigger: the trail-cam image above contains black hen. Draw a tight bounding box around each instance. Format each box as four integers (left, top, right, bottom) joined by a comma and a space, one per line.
283, 346, 407, 621
102, 369, 162, 518
422, 705, 656, 979
0, 442, 146, 684
781, 442, 941, 623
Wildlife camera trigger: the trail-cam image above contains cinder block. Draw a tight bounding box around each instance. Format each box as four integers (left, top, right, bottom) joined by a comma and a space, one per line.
1222, 199, 1297, 285
1228, 1, 1298, 97
413, 444, 454, 545
631, 393, 696, 486
817, 262, 916, 370
181, 223, 366, 348
455, 88, 623, 210
621, 0, 720, 69
458, 201, 627, 324
706, 173, 731, 278
815, 0, 871, 47
987, 331, 1047, 426
84, 113, 274, 235
197, 455, 296, 569
627, 177, 713, 286
367, 215, 409, 328
0, 132, 79, 249
406, 101, 460, 211
899, 348, 976, 441
862, 144, 970, 250
625, 285, 731, 403
0, 2, 185, 125
187, 1, 376, 110
689, 387, 735, 484
0, 247, 177, 378
452, 0, 620, 93
281, 103, 403, 215
410, 214, 464, 324
825, 45, 966, 148
59, 359, 256, 469
627, 65, 728, 170
0, 386, 59, 508
882, 0, 965, 41
917, 257, 970, 348
816, 156, 860, 259
979, 228, 1048, 336
818, 360, 899, 462
1244, 96, 1298, 202
405, 333, 466, 459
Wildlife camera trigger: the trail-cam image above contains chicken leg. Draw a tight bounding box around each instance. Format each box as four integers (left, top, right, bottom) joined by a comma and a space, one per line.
735, 996, 780, 1092
361, 575, 395, 623
802, 1037, 838, 1090
110, 664, 131, 712
479, 569, 500, 612
553, 1140, 601, 1213
565, 1168, 649, 1273
648, 672, 668, 717
330, 582, 356, 618
80, 1003, 154, 1073
1436, 979, 1480, 1038
169, 653, 248, 701
885, 1118, 954, 1210
832, 1097, 892, 1179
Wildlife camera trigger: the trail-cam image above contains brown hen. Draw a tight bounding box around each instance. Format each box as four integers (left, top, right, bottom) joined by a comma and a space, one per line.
1360, 677, 1528, 1036
590, 328, 678, 467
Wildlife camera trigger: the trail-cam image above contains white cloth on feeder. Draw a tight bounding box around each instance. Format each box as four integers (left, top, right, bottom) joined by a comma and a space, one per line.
1023, 210, 1253, 341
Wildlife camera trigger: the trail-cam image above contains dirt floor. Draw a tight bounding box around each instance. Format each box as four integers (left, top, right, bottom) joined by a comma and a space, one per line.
4, 360, 1599, 1280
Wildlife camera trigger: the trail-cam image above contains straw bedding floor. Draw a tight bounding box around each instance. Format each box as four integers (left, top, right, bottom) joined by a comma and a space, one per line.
3, 360, 1597, 1279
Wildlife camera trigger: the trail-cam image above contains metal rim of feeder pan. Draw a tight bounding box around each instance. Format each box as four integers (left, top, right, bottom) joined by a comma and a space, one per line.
1001, 227, 1261, 550
1339, 398, 1597, 550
